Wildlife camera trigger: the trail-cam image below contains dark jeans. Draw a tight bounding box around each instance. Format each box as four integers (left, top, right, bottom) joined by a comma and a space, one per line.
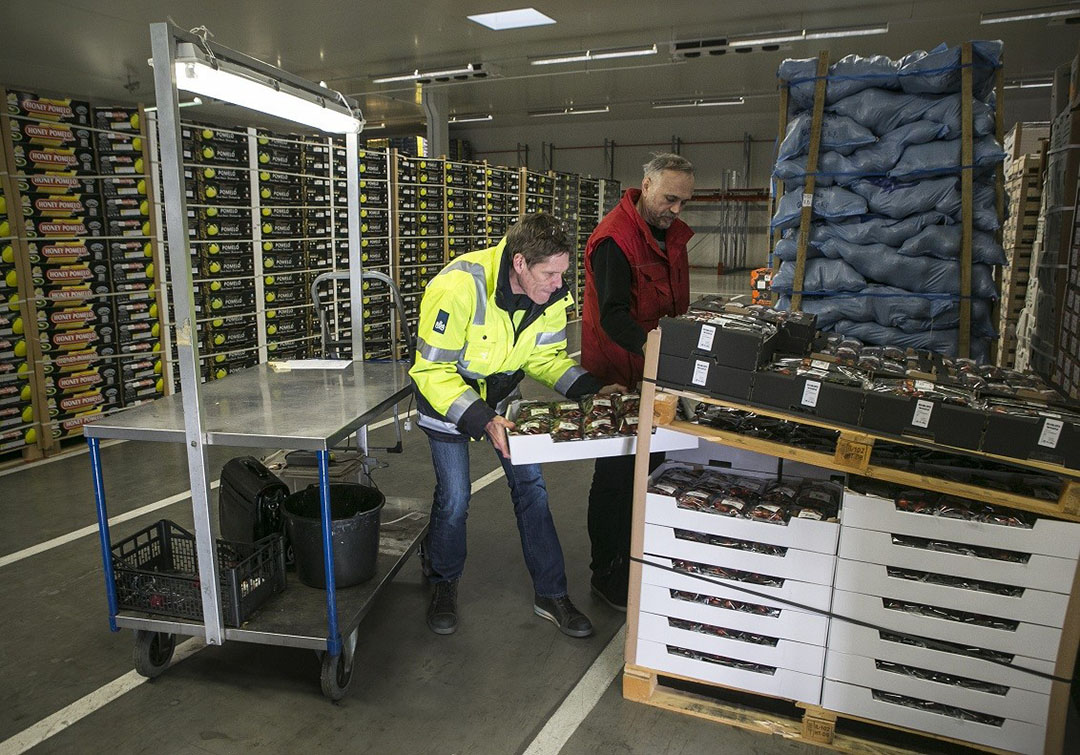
587, 451, 665, 574
425, 435, 568, 598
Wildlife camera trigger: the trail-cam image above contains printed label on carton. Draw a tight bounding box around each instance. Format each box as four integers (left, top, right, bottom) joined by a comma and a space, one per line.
691, 359, 710, 387
801, 380, 821, 408
910, 399, 934, 429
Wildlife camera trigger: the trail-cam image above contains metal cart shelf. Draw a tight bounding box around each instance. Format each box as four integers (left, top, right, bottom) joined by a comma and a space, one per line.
86, 362, 428, 699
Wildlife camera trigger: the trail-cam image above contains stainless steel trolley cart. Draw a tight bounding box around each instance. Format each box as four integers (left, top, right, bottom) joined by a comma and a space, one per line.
86, 363, 428, 699
85, 22, 425, 700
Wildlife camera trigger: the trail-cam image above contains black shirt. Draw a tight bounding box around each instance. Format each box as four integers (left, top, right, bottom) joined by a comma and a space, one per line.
592, 224, 667, 357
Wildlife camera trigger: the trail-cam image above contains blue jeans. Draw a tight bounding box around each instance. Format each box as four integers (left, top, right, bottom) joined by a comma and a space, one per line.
425, 435, 568, 598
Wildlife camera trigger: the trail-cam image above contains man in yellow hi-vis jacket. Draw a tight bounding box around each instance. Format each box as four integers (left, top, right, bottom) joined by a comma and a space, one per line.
410, 213, 610, 638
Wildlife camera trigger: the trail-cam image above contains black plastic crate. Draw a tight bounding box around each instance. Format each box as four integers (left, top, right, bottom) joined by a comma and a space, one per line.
111, 519, 285, 626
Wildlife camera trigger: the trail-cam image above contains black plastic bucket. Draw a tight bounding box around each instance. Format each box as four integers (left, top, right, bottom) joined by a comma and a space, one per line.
282, 483, 384, 589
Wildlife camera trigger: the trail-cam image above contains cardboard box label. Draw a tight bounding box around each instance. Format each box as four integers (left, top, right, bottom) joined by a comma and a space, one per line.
801, 379, 821, 408
696, 324, 716, 351
691, 359, 710, 387
1038, 418, 1063, 449
910, 399, 933, 428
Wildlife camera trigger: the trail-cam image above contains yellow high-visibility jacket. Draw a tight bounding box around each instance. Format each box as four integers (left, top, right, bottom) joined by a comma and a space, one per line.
409, 239, 591, 439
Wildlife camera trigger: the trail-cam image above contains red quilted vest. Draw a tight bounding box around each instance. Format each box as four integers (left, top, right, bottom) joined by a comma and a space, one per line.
582, 188, 693, 387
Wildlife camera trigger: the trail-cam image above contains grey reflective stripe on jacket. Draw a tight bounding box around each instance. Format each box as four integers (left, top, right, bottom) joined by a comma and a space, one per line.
440, 258, 487, 326
553, 364, 587, 395
416, 336, 464, 363
535, 327, 566, 347
445, 388, 482, 424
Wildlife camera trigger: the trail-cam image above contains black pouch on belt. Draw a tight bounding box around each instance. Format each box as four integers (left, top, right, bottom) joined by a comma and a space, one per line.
219, 456, 290, 543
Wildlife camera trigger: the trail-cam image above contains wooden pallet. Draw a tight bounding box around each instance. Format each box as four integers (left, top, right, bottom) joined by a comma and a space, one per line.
623, 665, 1010, 755
663, 395, 1080, 521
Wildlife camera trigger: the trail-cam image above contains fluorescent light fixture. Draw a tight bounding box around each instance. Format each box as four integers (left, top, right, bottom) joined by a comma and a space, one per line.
652, 96, 744, 109
529, 105, 610, 117
449, 113, 493, 123
468, 8, 556, 30
363, 122, 387, 130
729, 23, 888, 48
171, 43, 361, 133
371, 63, 487, 84
144, 96, 202, 113
981, 5, 1080, 24
1003, 78, 1054, 89
729, 30, 805, 47
805, 23, 889, 40
531, 44, 657, 66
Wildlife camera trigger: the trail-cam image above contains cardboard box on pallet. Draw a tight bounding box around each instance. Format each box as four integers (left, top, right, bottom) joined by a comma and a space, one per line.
660, 317, 777, 371
12, 144, 95, 174
750, 369, 864, 426
20, 192, 101, 218
9, 117, 92, 150
859, 388, 986, 451
16, 172, 96, 196
6, 91, 90, 125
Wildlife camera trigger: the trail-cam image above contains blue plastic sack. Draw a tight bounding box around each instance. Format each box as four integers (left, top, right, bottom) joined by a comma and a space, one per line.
785, 212, 955, 247
774, 120, 948, 185
771, 185, 868, 230
772, 258, 866, 293
778, 286, 996, 337
849, 177, 999, 230
888, 136, 1006, 181
826, 89, 996, 138
824, 319, 991, 361
777, 113, 878, 161
898, 41, 1003, 99
816, 239, 998, 298
896, 224, 1007, 264
780, 54, 901, 109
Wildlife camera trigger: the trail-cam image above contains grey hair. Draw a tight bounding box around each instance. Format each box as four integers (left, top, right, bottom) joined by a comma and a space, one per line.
642, 152, 694, 180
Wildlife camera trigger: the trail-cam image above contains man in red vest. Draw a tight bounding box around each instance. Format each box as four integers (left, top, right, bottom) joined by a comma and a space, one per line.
581, 153, 695, 609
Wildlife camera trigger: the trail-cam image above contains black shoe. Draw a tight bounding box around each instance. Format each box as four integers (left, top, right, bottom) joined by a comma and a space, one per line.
427, 580, 458, 635
534, 594, 594, 638
590, 571, 628, 612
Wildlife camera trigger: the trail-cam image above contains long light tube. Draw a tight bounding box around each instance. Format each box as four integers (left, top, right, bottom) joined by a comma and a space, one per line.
729, 23, 888, 48
529, 105, 610, 117
172, 44, 360, 133
652, 97, 744, 109
372, 64, 480, 83
980, 5, 1080, 24
531, 44, 657, 66
449, 113, 494, 123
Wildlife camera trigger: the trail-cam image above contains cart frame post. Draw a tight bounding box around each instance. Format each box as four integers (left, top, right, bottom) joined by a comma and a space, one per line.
88, 437, 119, 632
149, 21, 225, 644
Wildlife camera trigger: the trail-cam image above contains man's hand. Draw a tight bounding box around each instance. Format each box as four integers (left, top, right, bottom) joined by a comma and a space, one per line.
599, 383, 629, 395
485, 415, 516, 459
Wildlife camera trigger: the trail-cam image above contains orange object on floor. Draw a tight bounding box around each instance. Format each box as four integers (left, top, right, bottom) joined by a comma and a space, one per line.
750, 267, 772, 305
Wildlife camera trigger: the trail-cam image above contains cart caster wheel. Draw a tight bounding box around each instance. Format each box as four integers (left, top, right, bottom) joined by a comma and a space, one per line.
133, 630, 176, 678
320, 651, 353, 701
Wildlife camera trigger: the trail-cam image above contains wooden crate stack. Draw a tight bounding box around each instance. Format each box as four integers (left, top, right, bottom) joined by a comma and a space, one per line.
998, 147, 1046, 367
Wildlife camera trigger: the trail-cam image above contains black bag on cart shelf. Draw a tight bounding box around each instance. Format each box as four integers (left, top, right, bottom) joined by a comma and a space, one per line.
219, 456, 289, 545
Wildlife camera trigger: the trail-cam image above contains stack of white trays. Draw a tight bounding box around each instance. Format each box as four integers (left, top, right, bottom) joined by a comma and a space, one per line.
823, 489, 1080, 755
635, 461, 840, 705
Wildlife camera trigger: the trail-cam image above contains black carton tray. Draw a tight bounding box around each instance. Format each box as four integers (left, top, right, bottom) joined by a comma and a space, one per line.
660, 317, 776, 371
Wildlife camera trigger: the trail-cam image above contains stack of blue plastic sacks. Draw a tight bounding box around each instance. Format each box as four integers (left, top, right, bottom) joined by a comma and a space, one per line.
770, 42, 1006, 362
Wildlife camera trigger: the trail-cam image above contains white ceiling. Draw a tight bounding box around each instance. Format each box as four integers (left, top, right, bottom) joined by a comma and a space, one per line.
1, 1, 1077, 132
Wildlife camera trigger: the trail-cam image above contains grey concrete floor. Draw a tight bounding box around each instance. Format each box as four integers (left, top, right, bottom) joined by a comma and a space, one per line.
0, 271, 951, 754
